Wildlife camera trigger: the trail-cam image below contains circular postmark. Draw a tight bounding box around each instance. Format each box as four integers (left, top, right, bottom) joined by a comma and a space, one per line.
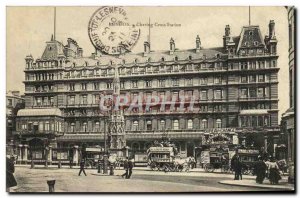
88, 6, 140, 55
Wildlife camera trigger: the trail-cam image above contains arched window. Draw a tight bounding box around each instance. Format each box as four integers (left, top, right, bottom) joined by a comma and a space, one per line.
146, 120, 152, 131
161, 57, 165, 62
216, 119, 222, 128
173, 119, 179, 130
70, 123, 75, 132
133, 120, 138, 131
187, 119, 193, 129
160, 119, 166, 130
201, 119, 208, 129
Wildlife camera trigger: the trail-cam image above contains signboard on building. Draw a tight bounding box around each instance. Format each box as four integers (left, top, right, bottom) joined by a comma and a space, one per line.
200, 151, 210, 164
237, 149, 259, 154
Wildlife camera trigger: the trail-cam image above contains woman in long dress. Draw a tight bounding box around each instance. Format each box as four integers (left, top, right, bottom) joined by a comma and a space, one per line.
268, 158, 281, 184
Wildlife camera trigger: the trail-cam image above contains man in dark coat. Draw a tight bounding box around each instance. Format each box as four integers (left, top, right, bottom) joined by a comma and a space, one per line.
7, 156, 17, 191
254, 158, 267, 184
78, 159, 87, 176
121, 158, 129, 178
126, 159, 134, 179
231, 154, 242, 180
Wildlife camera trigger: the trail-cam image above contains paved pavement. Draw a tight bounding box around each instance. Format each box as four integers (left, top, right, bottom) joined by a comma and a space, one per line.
219, 179, 294, 191
10, 166, 293, 193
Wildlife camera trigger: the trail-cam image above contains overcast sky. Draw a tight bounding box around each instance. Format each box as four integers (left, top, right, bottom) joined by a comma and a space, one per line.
6, 6, 289, 121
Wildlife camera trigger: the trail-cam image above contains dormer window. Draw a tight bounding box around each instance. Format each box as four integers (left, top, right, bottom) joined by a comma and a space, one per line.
48, 46, 52, 51
85, 61, 88, 66
249, 31, 253, 36
161, 57, 165, 62
96, 61, 100, 66
174, 56, 178, 62
254, 41, 258, 46
110, 60, 113, 65
216, 54, 220, 59
122, 59, 126, 65
72, 62, 76, 67
188, 55, 192, 60
148, 57, 151, 63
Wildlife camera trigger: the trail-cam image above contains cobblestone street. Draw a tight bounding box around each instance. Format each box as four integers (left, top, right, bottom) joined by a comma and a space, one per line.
10, 166, 293, 193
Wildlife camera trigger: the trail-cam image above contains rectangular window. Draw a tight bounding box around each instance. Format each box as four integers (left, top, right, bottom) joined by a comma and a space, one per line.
200, 90, 208, 100
173, 120, 179, 130
201, 77, 208, 85
215, 76, 222, 84
159, 80, 165, 87
200, 105, 208, 112
81, 95, 88, 104
249, 88, 257, 98
241, 62, 248, 70
258, 75, 265, 82
145, 80, 152, 87
38, 122, 43, 132
94, 83, 99, 90
172, 91, 179, 101
186, 78, 193, 86
36, 97, 42, 106
106, 82, 112, 89
214, 90, 223, 100
241, 88, 248, 98
132, 81, 138, 88
93, 94, 100, 104
120, 82, 125, 89
49, 97, 54, 106
68, 95, 75, 105
257, 87, 265, 98
172, 79, 179, 86
45, 122, 50, 131
241, 75, 248, 83
69, 83, 75, 91
249, 75, 256, 82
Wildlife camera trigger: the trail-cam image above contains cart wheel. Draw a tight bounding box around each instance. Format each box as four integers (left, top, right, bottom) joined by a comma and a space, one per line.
242, 167, 250, 175
162, 164, 170, 172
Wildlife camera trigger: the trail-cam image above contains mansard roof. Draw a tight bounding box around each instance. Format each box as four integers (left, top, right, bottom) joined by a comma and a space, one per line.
41, 40, 65, 60
236, 25, 266, 52
65, 47, 227, 68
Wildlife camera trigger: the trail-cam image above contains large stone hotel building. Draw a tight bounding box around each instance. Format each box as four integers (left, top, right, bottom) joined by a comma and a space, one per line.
13, 20, 281, 165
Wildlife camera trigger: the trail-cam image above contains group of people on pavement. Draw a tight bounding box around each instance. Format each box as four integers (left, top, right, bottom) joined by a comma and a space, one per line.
254, 157, 282, 185
231, 153, 282, 185
121, 157, 134, 179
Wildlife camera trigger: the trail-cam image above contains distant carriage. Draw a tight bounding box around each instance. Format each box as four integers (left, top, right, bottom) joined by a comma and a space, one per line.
147, 146, 189, 172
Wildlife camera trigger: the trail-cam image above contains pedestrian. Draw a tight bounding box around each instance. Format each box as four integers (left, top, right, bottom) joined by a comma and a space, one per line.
78, 159, 87, 176
264, 158, 271, 179
126, 158, 134, 179
254, 157, 267, 184
268, 158, 281, 184
235, 157, 243, 180
121, 158, 128, 178
6, 156, 17, 192
231, 154, 239, 180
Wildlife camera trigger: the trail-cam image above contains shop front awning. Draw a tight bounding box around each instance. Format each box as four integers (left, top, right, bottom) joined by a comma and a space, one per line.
17, 108, 62, 117
240, 109, 269, 115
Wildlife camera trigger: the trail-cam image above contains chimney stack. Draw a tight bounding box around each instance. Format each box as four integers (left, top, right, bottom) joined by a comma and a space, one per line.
225, 25, 230, 37
269, 20, 275, 39
196, 35, 201, 52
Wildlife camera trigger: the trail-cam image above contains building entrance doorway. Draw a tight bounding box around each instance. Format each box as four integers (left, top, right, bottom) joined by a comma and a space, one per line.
187, 142, 195, 157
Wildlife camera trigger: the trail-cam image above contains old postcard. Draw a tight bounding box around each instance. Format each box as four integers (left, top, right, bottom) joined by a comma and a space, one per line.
6, 6, 295, 193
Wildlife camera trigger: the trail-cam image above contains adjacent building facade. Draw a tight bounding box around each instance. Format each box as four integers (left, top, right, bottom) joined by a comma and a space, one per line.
14, 21, 280, 165
281, 6, 295, 183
